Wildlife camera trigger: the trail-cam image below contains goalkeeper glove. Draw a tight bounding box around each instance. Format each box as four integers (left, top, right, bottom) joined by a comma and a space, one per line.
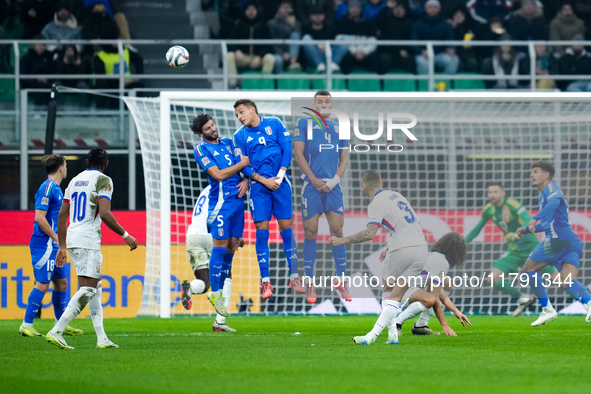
505, 232, 519, 251
275, 168, 286, 185
321, 175, 340, 191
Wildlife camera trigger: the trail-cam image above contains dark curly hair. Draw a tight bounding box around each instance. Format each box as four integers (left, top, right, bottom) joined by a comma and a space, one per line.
190, 114, 212, 136
430, 232, 467, 268
86, 147, 109, 171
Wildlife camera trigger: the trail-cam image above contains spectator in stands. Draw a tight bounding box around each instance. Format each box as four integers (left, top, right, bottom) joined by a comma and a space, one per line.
41, 2, 82, 53
301, 7, 347, 72
336, 0, 379, 74
467, 0, 511, 41
533, 43, 557, 90
82, 2, 119, 40
55, 44, 88, 88
336, 0, 350, 21
21, 0, 55, 39
20, 35, 53, 89
557, 33, 591, 91
573, 0, 591, 22
550, 3, 585, 55
448, 6, 479, 72
295, 0, 335, 27
375, 0, 416, 74
91, 27, 143, 90
411, 0, 460, 75
268, 0, 302, 72
364, 0, 386, 22
226, 2, 275, 88
482, 35, 529, 89
218, 0, 243, 38
84, 0, 131, 39
508, 0, 548, 42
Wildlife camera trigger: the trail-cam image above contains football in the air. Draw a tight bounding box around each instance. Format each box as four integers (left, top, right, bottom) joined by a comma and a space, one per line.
166, 46, 189, 69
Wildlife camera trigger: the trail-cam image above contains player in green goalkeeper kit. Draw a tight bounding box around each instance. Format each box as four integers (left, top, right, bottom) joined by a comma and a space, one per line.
465, 182, 556, 316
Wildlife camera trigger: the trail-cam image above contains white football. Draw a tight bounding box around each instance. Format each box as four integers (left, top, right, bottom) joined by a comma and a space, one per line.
166, 46, 189, 69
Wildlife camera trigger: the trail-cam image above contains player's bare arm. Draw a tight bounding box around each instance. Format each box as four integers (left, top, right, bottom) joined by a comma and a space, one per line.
328, 224, 380, 246
34, 209, 58, 243
440, 291, 472, 327
379, 248, 388, 262
98, 198, 138, 251
206, 155, 250, 182
293, 140, 330, 193
237, 178, 250, 198
56, 202, 70, 267
251, 172, 279, 191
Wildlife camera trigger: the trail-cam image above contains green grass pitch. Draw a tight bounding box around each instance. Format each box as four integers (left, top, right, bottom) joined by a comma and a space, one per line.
1, 315, 589, 393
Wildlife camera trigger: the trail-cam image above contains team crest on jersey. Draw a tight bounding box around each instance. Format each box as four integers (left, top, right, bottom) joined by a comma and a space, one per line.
47, 272, 51, 281
41, 197, 49, 205
226, 146, 232, 153
334, 125, 339, 133
502, 206, 511, 222
265, 126, 272, 135
202, 157, 210, 165
218, 228, 224, 237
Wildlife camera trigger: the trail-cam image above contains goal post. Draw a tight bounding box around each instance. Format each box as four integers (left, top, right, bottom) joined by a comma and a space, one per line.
125, 91, 591, 318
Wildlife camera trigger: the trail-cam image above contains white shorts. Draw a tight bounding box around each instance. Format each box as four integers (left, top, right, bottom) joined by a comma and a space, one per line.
186, 234, 212, 271
69, 248, 103, 279
382, 245, 428, 287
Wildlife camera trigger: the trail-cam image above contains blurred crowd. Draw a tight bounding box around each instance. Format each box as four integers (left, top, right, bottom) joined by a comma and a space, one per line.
0, 0, 142, 94
220, 0, 591, 91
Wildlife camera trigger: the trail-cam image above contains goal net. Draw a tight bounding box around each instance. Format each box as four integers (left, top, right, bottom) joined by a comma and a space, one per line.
124, 91, 591, 318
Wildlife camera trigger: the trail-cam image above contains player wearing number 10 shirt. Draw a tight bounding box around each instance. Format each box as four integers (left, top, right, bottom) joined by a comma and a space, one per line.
191, 114, 250, 317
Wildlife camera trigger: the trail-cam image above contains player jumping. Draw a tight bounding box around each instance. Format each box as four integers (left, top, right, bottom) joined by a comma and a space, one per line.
395, 232, 472, 336
294, 90, 350, 303
233, 99, 305, 299
180, 185, 246, 332
516, 161, 591, 326
329, 170, 441, 345
190, 114, 250, 317
47, 148, 138, 349
19, 154, 82, 338
466, 182, 556, 316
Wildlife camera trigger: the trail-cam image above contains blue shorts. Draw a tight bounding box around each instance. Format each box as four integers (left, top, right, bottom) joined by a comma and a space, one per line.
528, 236, 583, 271
208, 195, 244, 240
301, 181, 344, 221
30, 239, 67, 284
249, 178, 293, 223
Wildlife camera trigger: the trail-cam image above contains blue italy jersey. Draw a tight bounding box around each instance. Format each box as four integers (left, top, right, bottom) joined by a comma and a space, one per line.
233, 116, 291, 178
294, 117, 346, 180
31, 178, 63, 248
194, 138, 242, 201
534, 181, 577, 239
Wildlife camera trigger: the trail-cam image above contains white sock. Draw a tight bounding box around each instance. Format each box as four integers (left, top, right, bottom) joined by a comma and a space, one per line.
190, 279, 205, 295
22, 322, 33, 328
52, 286, 96, 334
212, 290, 221, 297
261, 277, 270, 283
369, 300, 400, 339
88, 282, 106, 340
416, 307, 435, 327
290, 273, 299, 281
398, 301, 428, 326
216, 279, 232, 324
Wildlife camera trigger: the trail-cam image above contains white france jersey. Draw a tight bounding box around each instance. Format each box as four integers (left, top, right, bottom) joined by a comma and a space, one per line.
187, 186, 211, 237
420, 252, 449, 287
367, 189, 427, 252
64, 169, 114, 250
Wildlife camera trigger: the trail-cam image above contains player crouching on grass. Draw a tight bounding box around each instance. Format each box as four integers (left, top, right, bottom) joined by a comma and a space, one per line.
180, 185, 246, 332
46, 148, 138, 350
516, 161, 591, 326
394, 232, 472, 336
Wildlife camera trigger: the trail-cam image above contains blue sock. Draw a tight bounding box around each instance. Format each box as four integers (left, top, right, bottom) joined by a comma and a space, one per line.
332, 245, 347, 276
24, 287, 45, 324
527, 271, 549, 307
256, 229, 270, 279
280, 228, 298, 276
219, 253, 234, 288
565, 279, 591, 305
52, 290, 67, 321
209, 246, 227, 292
303, 238, 316, 278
